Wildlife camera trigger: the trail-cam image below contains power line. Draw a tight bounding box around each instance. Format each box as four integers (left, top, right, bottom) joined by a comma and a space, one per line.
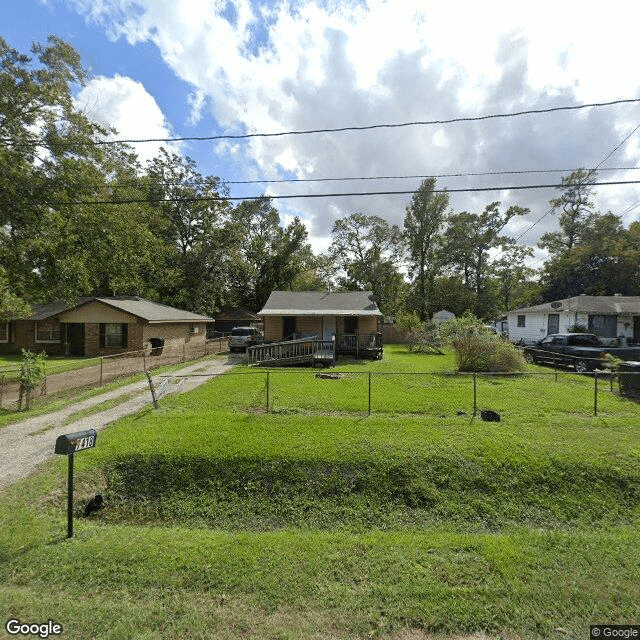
6, 180, 640, 207
2, 97, 640, 148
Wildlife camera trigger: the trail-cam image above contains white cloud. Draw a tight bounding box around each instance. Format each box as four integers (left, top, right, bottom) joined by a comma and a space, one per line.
74, 74, 180, 164
68, 0, 640, 246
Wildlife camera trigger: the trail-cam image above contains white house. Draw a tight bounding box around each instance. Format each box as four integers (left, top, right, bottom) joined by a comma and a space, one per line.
507, 295, 640, 344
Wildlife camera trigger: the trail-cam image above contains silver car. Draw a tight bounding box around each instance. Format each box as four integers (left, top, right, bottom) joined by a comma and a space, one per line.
228, 326, 263, 352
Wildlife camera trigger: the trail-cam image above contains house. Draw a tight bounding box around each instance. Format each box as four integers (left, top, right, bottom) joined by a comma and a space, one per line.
506, 295, 640, 344
258, 291, 383, 358
1, 296, 215, 357
212, 308, 261, 334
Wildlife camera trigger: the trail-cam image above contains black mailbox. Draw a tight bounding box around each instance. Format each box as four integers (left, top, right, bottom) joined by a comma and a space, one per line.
55, 429, 97, 455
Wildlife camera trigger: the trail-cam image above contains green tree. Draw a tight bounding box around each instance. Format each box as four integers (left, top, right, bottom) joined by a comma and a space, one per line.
443, 203, 529, 318
490, 244, 535, 311
403, 178, 449, 320
229, 198, 317, 310
330, 212, 406, 315
145, 149, 234, 313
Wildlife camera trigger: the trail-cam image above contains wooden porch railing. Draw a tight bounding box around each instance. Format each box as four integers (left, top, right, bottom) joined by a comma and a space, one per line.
248, 337, 335, 366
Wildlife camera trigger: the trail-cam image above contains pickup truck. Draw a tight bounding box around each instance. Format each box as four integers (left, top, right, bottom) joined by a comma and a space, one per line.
523, 333, 640, 373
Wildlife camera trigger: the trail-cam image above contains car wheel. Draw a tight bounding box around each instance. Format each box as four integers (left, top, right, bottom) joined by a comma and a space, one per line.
575, 360, 589, 374
524, 352, 536, 364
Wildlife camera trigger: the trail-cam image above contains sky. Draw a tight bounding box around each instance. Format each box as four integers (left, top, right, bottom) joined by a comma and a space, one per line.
5, 0, 640, 265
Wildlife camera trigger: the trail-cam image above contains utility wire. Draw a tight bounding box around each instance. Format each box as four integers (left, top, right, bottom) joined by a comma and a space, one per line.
2, 97, 639, 148
5, 180, 640, 208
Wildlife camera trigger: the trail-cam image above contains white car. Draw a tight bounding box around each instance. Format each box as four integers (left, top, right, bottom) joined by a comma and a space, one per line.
228, 326, 263, 352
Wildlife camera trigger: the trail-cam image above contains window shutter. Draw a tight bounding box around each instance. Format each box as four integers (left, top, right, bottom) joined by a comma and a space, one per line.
99, 323, 106, 348
122, 323, 128, 348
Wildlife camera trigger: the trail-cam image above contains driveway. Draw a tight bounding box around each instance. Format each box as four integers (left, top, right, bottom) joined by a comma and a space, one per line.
0, 355, 242, 490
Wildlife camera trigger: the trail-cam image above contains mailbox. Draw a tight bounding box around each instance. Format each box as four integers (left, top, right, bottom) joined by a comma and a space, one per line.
54, 428, 98, 538
55, 429, 97, 455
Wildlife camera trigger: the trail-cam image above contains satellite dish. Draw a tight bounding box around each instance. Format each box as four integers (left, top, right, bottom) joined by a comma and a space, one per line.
551, 301, 563, 309
368, 294, 380, 303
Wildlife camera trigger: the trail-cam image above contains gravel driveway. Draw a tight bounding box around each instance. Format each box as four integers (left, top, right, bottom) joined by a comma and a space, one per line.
0, 355, 242, 490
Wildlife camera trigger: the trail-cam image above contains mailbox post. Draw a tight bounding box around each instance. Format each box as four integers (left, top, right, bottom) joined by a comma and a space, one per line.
54, 429, 97, 538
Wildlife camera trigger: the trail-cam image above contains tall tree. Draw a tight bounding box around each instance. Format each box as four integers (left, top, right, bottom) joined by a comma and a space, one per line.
330, 212, 406, 315
229, 197, 316, 310
403, 178, 449, 320
490, 244, 535, 311
443, 203, 529, 318
145, 149, 234, 314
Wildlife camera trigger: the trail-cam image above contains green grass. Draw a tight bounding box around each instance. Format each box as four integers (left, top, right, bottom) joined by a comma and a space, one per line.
0, 354, 102, 381
1, 345, 639, 639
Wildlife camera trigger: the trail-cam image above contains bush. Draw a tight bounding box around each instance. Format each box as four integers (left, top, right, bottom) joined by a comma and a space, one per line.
438, 312, 525, 372
567, 324, 588, 333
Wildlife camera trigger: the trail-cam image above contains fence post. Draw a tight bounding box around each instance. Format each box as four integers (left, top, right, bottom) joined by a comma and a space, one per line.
473, 371, 477, 416
266, 371, 270, 413
100, 357, 104, 386
368, 372, 372, 416
594, 371, 598, 417
553, 359, 558, 382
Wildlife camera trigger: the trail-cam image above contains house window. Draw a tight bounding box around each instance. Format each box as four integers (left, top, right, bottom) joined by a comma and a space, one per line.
517, 315, 526, 328
588, 315, 617, 338
344, 316, 358, 334
0, 322, 8, 343
35, 321, 61, 343
100, 323, 128, 348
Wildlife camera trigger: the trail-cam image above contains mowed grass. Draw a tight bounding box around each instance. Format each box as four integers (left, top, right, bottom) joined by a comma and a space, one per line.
1, 345, 639, 639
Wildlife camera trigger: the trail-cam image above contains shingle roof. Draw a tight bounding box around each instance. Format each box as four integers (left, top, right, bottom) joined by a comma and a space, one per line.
509, 295, 640, 315
28, 297, 214, 323
258, 291, 382, 316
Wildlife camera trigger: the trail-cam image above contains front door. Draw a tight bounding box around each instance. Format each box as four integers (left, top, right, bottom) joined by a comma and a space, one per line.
635, 317, 640, 343
66, 323, 85, 356
547, 314, 560, 334
322, 316, 336, 341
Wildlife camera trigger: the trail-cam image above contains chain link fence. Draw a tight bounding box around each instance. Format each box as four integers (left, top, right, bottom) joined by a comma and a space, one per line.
204, 368, 640, 419
0, 337, 227, 411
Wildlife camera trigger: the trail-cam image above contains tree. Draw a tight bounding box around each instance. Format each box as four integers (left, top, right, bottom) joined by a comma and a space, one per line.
145, 149, 234, 313
442, 203, 529, 318
490, 244, 535, 311
229, 198, 317, 310
330, 212, 406, 315
403, 178, 449, 320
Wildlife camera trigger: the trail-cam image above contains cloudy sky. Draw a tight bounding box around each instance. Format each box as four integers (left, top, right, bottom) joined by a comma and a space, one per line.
6, 0, 640, 264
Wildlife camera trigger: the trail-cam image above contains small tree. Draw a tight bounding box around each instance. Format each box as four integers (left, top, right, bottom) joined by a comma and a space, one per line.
395, 310, 443, 353
18, 349, 47, 410
438, 312, 525, 372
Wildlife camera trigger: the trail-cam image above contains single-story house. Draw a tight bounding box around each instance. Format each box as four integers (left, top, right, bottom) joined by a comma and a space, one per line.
212, 308, 261, 334
507, 295, 640, 344
1, 296, 215, 357
258, 290, 383, 357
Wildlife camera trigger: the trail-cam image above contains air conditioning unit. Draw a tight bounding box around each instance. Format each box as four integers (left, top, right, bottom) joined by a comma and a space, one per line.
190, 326, 199, 334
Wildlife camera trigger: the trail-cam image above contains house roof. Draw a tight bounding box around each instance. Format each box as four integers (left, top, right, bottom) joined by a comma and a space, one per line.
28, 297, 214, 323
258, 291, 383, 316
508, 295, 640, 315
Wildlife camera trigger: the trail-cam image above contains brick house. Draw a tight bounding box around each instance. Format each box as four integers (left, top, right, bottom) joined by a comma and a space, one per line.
258, 291, 383, 358
1, 296, 214, 357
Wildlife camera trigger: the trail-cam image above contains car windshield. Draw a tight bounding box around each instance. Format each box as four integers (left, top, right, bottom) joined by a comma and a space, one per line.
232, 328, 253, 336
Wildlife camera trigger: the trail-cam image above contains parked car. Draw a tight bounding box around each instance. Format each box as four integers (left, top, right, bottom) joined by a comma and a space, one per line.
228, 326, 264, 352
522, 333, 640, 373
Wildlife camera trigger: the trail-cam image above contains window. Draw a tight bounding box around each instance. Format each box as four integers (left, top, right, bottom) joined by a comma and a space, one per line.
344, 316, 358, 334
588, 315, 617, 338
35, 321, 61, 343
99, 323, 128, 348
0, 322, 8, 343
517, 315, 526, 327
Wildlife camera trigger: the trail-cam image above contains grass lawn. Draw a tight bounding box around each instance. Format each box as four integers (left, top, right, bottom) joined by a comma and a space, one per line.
0, 354, 101, 381
1, 345, 639, 639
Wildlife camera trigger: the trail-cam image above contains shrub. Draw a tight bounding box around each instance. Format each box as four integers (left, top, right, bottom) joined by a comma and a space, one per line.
567, 324, 588, 333
438, 312, 525, 372
18, 349, 47, 410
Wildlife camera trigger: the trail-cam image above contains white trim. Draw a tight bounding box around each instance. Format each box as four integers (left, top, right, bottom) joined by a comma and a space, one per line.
34, 321, 61, 344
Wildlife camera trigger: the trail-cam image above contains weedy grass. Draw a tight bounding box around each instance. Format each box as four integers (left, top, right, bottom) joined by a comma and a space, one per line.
1, 344, 639, 639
